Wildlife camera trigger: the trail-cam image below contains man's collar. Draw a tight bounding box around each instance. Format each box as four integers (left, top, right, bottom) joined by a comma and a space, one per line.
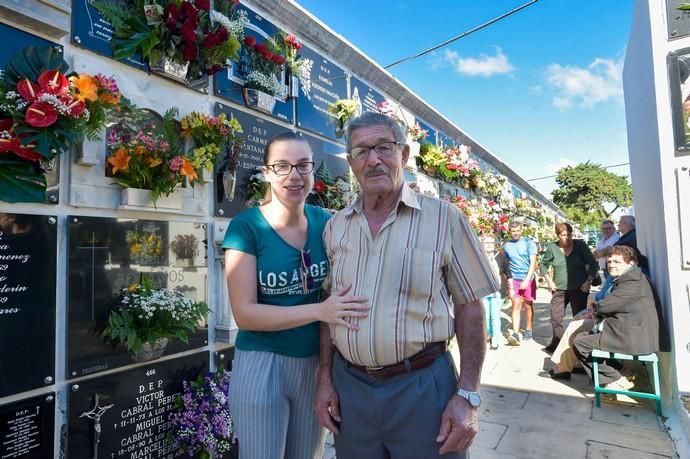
344, 183, 421, 217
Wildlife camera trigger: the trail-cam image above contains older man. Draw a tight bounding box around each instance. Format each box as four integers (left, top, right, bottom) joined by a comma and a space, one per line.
592, 219, 619, 276
315, 112, 499, 459
615, 214, 649, 275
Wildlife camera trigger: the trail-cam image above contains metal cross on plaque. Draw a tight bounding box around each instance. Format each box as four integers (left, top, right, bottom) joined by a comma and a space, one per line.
79, 393, 114, 459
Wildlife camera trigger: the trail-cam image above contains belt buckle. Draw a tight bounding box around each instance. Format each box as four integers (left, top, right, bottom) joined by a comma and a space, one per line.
365, 366, 384, 375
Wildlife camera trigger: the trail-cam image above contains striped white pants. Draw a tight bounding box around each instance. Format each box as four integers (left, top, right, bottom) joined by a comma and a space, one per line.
228, 349, 326, 459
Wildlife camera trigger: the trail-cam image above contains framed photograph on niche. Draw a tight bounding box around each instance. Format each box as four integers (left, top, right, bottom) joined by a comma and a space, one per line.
668, 48, 690, 156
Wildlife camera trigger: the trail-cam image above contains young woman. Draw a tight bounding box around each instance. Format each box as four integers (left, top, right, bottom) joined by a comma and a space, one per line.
479, 233, 509, 349
223, 132, 369, 459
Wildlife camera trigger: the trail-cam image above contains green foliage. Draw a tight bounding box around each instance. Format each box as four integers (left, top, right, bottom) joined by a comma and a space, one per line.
93, 0, 161, 63
3, 46, 69, 87
315, 162, 334, 184
103, 276, 210, 353
552, 161, 632, 226
0, 158, 46, 203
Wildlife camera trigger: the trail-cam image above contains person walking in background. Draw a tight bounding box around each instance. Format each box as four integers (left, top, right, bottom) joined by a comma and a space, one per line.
592, 219, 619, 280
480, 233, 510, 350
223, 132, 369, 459
315, 112, 499, 458
539, 222, 598, 353
502, 220, 538, 346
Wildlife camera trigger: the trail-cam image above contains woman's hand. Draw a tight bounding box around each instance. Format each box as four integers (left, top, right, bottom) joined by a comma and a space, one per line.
318, 285, 370, 329
580, 279, 592, 292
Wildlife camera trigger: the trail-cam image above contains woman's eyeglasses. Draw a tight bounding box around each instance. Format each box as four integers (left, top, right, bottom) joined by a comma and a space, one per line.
300, 250, 314, 293
266, 161, 315, 176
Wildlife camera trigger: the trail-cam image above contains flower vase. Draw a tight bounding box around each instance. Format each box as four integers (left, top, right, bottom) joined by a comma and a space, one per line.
242, 88, 276, 114
150, 57, 207, 89
335, 119, 345, 138
223, 169, 237, 201
120, 188, 182, 211
175, 256, 193, 267
131, 338, 169, 362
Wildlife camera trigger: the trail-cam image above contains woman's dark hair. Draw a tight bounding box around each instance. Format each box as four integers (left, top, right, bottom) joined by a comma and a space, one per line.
610, 245, 638, 263
261, 132, 311, 204
554, 222, 573, 235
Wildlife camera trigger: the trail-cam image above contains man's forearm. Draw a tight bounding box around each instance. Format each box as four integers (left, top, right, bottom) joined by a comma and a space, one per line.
318, 322, 335, 380
455, 299, 486, 391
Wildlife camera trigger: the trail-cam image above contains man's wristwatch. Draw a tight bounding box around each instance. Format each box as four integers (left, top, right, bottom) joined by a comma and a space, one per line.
456, 388, 481, 408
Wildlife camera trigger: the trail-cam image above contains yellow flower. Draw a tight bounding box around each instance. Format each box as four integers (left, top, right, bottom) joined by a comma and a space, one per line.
146, 157, 163, 168
127, 282, 139, 292
134, 145, 147, 155
69, 74, 99, 102
107, 147, 131, 174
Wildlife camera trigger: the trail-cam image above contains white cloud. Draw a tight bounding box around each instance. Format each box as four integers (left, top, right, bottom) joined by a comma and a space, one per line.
528, 85, 543, 94
545, 57, 623, 109
443, 48, 515, 77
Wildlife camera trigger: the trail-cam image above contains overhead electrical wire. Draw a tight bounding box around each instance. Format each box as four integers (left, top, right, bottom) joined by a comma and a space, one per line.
383, 0, 540, 70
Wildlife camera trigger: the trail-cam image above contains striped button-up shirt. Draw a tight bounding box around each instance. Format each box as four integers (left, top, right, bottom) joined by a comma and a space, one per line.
323, 185, 500, 367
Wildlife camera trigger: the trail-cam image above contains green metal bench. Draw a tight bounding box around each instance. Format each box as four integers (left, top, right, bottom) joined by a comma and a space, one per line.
591, 349, 661, 416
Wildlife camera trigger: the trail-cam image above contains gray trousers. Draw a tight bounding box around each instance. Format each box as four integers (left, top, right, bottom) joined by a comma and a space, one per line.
228, 349, 326, 459
333, 351, 467, 459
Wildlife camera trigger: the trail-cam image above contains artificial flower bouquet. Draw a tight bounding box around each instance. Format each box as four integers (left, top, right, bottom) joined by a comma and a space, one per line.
170, 368, 236, 459
407, 123, 429, 143
312, 162, 353, 211
103, 275, 209, 353
94, 0, 247, 79
241, 35, 286, 97
106, 104, 206, 204
0, 45, 121, 202
180, 111, 243, 173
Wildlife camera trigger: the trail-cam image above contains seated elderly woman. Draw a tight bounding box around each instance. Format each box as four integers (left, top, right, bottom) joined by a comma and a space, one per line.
571, 245, 659, 390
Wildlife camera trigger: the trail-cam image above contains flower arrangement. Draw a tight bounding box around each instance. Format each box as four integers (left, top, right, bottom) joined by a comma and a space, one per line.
245, 169, 268, 206
478, 171, 508, 200
312, 163, 353, 211
407, 123, 428, 143
375, 101, 404, 124
448, 196, 509, 239
417, 143, 481, 191
126, 230, 164, 262
242, 35, 286, 96
106, 104, 205, 204
103, 276, 209, 353
170, 368, 235, 459
0, 46, 122, 202
327, 98, 361, 136
180, 111, 243, 172
170, 233, 199, 259
93, 0, 246, 79
275, 32, 312, 92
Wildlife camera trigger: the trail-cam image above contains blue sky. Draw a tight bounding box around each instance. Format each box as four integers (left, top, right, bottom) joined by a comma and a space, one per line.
295, 0, 634, 199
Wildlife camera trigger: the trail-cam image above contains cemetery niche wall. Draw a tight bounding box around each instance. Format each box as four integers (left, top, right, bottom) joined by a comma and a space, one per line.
0, 393, 55, 459
0, 213, 57, 398
68, 216, 209, 378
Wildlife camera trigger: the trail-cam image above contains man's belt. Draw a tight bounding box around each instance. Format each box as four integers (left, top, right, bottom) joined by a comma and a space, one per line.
345, 341, 448, 380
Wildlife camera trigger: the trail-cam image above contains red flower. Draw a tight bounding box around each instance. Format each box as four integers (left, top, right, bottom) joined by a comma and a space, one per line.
203, 32, 221, 48
0, 137, 19, 154
68, 100, 86, 116
25, 102, 58, 127
194, 0, 210, 11
37, 70, 68, 96
273, 55, 286, 65
17, 79, 41, 102
12, 142, 41, 161
314, 180, 326, 193
183, 44, 198, 61
181, 25, 197, 44
232, 0, 239, 4
217, 26, 228, 42
244, 36, 256, 47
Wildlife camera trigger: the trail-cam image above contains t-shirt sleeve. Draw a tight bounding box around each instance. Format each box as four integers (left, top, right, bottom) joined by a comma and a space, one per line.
222, 215, 257, 255
446, 205, 501, 303
528, 239, 538, 257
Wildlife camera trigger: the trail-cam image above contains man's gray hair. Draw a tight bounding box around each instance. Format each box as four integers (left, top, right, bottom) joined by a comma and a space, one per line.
345, 112, 406, 151
621, 215, 635, 227
601, 219, 615, 226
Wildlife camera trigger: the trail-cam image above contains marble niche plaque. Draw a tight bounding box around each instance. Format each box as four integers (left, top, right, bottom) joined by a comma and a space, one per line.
0, 393, 55, 459
67, 216, 209, 378
68, 352, 209, 459
0, 213, 57, 398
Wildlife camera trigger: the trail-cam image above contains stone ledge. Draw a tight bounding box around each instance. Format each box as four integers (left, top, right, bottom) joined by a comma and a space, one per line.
0, 0, 70, 39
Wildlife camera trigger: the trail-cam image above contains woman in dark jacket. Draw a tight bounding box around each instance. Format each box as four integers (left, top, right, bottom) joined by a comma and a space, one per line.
540, 222, 599, 352
572, 245, 659, 390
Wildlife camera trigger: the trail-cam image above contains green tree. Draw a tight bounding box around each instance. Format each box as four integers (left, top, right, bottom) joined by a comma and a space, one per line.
552, 161, 632, 227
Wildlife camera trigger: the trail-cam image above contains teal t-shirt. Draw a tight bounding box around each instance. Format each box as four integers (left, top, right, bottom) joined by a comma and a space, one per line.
222, 204, 332, 357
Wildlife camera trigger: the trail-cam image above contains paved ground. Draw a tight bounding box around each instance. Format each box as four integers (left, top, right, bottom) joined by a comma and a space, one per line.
323, 288, 679, 459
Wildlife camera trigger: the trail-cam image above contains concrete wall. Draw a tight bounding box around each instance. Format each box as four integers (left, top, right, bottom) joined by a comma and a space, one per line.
624, 0, 690, 453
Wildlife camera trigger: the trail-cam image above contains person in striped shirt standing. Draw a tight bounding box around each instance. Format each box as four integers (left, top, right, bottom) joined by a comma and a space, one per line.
314, 112, 500, 459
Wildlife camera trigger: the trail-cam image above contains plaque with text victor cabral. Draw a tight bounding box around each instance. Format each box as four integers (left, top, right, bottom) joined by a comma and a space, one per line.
0, 213, 57, 398
68, 352, 209, 459
67, 216, 209, 378
0, 393, 55, 459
